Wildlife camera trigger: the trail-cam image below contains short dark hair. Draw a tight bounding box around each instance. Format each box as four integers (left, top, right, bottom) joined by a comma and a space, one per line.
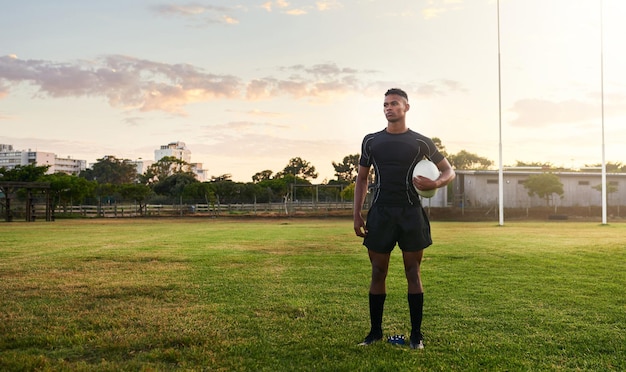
385, 88, 408, 102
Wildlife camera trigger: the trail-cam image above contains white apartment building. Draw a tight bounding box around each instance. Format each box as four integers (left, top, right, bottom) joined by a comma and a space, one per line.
191, 163, 209, 182
154, 141, 208, 181
0, 144, 86, 175
54, 156, 87, 175
130, 159, 154, 176
155, 141, 191, 163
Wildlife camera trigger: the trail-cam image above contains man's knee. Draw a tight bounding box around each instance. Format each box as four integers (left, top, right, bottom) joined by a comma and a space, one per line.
404, 261, 421, 282
371, 264, 388, 282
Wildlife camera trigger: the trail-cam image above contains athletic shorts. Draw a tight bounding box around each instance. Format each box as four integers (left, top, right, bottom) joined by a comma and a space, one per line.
363, 204, 432, 253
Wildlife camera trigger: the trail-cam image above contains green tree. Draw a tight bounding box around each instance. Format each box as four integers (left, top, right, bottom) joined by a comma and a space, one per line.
142, 156, 190, 184
153, 173, 198, 198
182, 182, 216, 205
239, 182, 262, 203
209, 179, 239, 204
449, 150, 493, 170
119, 183, 154, 215
515, 161, 552, 168
81, 156, 138, 185
592, 182, 619, 208
585, 162, 625, 173
252, 170, 273, 183
332, 154, 359, 183
87, 156, 137, 184
523, 173, 564, 207
43, 173, 96, 208
340, 183, 355, 201
278, 157, 318, 180
0, 166, 52, 219
257, 177, 290, 203
211, 174, 232, 182
0, 164, 50, 181
95, 183, 119, 206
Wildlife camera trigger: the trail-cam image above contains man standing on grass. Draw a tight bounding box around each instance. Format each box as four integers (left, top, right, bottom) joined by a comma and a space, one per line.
353, 88, 455, 349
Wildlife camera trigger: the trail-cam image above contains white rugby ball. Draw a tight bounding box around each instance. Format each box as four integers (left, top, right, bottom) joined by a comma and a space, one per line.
412, 159, 440, 198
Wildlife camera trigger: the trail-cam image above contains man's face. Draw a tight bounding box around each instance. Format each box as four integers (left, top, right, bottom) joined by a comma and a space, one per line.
383, 94, 409, 122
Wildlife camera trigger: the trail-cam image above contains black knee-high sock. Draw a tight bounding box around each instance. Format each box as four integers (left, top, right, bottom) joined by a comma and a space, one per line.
369, 293, 386, 335
408, 293, 424, 339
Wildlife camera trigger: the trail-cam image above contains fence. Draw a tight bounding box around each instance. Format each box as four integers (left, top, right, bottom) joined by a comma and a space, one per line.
20, 201, 355, 219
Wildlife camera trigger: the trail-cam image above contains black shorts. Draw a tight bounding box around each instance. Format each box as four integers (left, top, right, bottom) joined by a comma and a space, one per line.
363, 204, 432, 253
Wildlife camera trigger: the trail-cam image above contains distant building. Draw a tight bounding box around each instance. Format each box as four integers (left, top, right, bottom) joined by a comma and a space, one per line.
54, 156, 87, 175
453, 170, 626, 208
129, 159, 154, 176
155, 141, 191, 163
0, 144, 86, 175
190, 163, 208, 182
154, 141, 208, 181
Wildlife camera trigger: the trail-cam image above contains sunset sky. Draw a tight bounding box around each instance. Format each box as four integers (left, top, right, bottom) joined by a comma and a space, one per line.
2, 0, 625, 182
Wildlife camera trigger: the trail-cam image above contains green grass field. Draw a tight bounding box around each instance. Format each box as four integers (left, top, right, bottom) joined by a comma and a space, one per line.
1, 218, 625, 371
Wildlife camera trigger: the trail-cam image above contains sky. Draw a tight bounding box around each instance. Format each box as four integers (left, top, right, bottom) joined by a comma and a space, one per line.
1, 0, 625, 182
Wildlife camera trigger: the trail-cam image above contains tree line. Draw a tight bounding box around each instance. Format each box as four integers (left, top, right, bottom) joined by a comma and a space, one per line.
1, 155, 353, 216
1, 138, 623, 215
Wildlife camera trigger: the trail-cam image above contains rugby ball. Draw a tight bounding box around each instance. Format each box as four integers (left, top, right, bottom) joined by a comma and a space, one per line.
412, 159, 440, 198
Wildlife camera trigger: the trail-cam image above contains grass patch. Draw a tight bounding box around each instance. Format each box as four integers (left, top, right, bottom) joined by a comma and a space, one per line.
1, 219, 625, 371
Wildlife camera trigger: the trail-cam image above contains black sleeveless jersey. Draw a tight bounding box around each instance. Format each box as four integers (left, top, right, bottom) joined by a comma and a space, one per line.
359, 128, 444, 206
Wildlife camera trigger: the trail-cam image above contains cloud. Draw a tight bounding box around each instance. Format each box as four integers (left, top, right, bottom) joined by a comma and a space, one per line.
0, 54, 242, 114
0, 83, 8, 99
316, 0, 343, 11
246, 79, 297, 100
508, 98, 600, 127
283, 63, 360, 77
0, 55, 463, 113
260, 0, 340, 15
261, 2, 273, 12
421, 0, 464, 19
276, 0, 290, 9
155, 1, 341, 22
245, 77, 355, 100
285, 9, 307, 15
261, 1, 290, 13
151, 3, 240, 25
226, 109, 284, 117
153, 4, 222, 16
207, 121, 289, 135
411, 79, 466, 98
422, 7, 446, 19
360, 79, 466, 101
123, 116, 144, 127
246, 63, 374, 100
221, 15, 239, 24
